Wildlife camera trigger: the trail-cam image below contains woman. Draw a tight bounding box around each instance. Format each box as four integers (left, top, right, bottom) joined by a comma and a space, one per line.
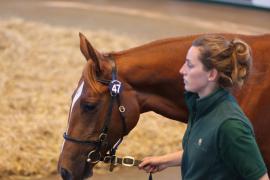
138, 35, 269, 180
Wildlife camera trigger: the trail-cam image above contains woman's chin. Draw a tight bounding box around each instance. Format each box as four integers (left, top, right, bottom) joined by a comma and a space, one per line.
184, 86, 197, 93
184, 85, 190, 91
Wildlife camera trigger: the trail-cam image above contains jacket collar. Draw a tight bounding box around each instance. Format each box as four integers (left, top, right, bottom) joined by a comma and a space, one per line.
184, 88, 230, 119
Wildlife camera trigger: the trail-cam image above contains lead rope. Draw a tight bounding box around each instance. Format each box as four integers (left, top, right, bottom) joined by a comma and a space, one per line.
149, 173, 153, 180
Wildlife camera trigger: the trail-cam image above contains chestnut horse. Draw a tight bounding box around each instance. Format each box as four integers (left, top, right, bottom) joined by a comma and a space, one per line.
58, 33, 270, 179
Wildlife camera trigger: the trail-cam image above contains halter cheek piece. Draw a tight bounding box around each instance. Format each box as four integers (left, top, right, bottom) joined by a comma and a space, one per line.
63, 54, 142, 171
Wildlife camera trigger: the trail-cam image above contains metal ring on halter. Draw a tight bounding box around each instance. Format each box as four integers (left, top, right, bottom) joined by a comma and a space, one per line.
86, 150, 101, 163
119, 106, 125, 112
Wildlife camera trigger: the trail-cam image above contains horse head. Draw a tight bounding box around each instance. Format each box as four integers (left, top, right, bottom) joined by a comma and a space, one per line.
58, 33, 140, 180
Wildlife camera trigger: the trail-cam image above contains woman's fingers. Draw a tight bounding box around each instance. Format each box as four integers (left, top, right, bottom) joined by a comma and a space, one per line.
153, 165, 160, 173
138, 161, 148, 169
146, 165, 160, 173
139, 164, 162, 174
139, 163, 156, 173
143, 165, 152, 172
138, 157, 152, 169
146, 165, 155, 173
138, 156, 164, 173
147, 167, 153, 173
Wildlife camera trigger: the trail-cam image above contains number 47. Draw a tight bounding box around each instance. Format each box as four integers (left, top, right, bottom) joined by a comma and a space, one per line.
112, 84, 121, 94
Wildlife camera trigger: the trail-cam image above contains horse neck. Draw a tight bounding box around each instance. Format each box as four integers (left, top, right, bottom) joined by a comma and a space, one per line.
114, 33, 270, 122
116, 39, 192, 122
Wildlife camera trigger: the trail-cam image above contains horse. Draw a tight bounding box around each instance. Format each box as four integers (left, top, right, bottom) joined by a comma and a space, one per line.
58, 32, 270, 179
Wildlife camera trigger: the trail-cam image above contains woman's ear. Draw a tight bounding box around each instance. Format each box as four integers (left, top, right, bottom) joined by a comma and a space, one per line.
208, 68, 219, 82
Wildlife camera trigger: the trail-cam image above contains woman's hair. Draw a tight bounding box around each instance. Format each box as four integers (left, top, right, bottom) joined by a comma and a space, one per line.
192, 34, 252, 89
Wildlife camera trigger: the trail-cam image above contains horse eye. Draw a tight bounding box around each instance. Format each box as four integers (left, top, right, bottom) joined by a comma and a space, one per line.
81, 103, 96, 112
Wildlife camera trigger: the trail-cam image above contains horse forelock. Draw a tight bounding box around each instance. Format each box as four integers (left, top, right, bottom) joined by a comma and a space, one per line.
83, 61, 103, 95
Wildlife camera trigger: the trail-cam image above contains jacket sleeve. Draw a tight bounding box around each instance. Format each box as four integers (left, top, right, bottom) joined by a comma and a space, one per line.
218, 119, 267, 180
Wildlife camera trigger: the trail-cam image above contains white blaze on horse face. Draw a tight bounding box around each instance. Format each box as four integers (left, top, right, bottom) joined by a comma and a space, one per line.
70, 81, 85, 114
61, 81, 84, 153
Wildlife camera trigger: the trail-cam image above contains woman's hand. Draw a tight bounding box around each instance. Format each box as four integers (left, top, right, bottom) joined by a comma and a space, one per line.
138, 151, 183, 174
138, 156, 168, 173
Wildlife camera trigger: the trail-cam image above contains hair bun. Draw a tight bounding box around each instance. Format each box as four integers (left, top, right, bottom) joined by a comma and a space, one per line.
230, 39, 252, 88
231, 39, 252, 64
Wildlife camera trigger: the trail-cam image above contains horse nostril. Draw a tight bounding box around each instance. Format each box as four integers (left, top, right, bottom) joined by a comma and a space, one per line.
60, 167, 72, 180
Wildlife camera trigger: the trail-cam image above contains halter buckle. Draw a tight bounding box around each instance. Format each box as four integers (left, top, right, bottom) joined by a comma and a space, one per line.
122, 156, 135, 167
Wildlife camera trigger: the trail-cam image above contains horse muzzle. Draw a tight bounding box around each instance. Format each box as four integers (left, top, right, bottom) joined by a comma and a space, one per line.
60, 166, 93, 180
60, 167, 72, 180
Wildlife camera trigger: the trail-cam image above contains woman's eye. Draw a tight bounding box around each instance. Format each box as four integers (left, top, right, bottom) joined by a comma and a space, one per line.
187, 62, 194, 68
82, 103, 96, 112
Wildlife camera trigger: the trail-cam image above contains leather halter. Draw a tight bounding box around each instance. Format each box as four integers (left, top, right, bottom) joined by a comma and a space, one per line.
63, 54, 141, 170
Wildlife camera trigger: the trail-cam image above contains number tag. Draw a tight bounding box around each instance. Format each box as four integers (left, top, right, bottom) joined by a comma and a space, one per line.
109, 80, 122, 96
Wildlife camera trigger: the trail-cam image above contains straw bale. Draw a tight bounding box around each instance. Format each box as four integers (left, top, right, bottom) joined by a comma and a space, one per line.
0, 18, 186, 179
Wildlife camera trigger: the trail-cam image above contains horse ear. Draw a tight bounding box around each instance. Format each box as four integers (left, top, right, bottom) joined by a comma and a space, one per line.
79, 32, 101, 74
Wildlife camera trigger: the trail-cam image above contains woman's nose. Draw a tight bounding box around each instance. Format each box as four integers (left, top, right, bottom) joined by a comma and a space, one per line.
179, 65, 185, 75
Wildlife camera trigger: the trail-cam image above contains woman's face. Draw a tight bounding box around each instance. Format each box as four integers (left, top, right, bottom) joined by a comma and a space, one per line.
179, 46, 212, 94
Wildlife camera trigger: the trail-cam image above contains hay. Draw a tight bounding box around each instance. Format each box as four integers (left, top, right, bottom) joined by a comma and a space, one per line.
0, 18, 186, 179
